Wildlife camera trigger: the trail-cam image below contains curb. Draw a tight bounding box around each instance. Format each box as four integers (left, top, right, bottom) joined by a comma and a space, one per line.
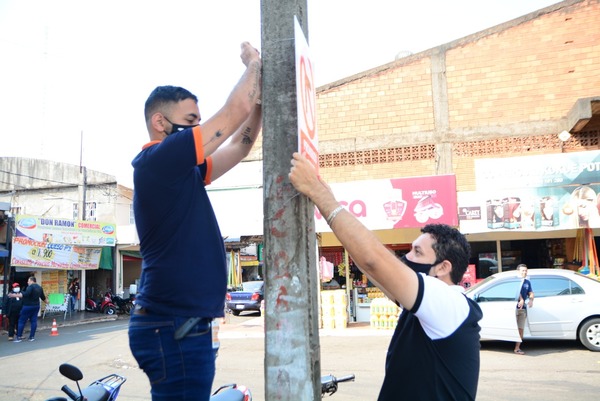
39, 315, 119, 330
1, 314, 121, 338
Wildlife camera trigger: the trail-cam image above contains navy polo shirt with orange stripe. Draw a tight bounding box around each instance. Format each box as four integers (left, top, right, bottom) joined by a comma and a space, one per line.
132, 125, 226, 318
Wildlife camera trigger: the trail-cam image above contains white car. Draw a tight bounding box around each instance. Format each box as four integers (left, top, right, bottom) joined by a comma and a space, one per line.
464, 268, 600, 351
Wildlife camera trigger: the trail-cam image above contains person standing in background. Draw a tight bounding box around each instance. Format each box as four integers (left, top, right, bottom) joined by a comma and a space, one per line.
13, 276, 48, 342
514, 264, 534, 355
68, 277, 80, 312
4, 282, 23, 341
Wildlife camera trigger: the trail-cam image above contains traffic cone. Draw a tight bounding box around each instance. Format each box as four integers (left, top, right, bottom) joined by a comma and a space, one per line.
50, 319, 59, 336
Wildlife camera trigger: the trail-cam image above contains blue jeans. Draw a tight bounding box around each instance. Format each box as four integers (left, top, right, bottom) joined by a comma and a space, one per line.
17, 305, 40, 339
129, 310, 217, 401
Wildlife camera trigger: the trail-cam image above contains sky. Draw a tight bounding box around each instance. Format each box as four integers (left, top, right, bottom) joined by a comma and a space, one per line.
0, 0, 561, 189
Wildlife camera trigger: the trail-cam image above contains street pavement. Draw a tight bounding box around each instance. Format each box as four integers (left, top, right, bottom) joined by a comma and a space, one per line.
1, 312, 599, 400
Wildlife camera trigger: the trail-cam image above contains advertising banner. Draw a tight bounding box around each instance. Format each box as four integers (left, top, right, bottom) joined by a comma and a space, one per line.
10, 215, 116, 269
13, 215, 116, 246
315, 174, 457, 232
460, 151, 600, 234
475, 150, 600, 190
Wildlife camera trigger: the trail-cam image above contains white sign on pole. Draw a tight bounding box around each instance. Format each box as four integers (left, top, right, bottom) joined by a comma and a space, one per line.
294, 16, 319, 171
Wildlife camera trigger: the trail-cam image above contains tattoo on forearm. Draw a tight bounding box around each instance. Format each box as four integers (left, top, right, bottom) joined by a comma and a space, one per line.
204, 130, 223, 146
241, 126, 253, 145
248, 63, 261, 101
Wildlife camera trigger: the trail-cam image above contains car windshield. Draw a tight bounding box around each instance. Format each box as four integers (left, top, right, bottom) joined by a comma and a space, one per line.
242, 281, 263, 292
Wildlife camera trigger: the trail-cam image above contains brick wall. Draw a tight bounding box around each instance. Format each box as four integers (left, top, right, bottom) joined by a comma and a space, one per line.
310, 0, 600, 187
246, 1, 600, 194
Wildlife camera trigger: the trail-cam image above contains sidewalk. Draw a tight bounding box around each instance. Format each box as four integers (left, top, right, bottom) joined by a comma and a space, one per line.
1, 310, 118, 338
219, 316, 394, 339
2, 312, 394, 339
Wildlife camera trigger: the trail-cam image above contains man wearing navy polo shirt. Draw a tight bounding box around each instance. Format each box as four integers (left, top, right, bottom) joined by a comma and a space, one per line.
289, 153, 483, 401
129, 41, 262, 401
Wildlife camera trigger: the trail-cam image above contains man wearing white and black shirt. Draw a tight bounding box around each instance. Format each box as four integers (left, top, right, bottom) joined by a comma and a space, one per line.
289, 153, 483, 401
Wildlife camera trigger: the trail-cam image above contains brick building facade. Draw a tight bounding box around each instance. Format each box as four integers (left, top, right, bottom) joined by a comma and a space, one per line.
248, 0, 600, 280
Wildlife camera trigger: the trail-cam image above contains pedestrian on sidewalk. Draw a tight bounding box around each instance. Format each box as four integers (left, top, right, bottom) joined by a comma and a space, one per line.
13, 276, 48, 342
3, 282, 23, 340
289, 153, 483, 401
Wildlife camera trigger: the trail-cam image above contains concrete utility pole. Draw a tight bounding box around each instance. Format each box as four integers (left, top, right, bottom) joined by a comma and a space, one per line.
260, 1, 321, 400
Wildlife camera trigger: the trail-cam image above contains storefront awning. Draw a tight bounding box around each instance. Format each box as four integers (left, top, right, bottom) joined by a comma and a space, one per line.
99, 247, 113, 270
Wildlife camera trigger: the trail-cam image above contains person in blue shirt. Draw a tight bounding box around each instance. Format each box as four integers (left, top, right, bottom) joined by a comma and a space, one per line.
289, 152, 483, 401
129, 41, 262, 401
514, 264, 534, 355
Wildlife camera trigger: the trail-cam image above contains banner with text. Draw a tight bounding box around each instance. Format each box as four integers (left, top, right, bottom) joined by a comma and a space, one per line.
315, 174, 457, 232
465, 150, 600, 232
10, 215, 116, 269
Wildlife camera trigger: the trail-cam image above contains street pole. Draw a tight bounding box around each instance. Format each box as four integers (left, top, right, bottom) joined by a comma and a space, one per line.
261, 1, 321, 400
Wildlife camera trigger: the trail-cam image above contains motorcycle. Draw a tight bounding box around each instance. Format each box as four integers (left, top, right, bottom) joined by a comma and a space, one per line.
45, 363, 126, 401
45, 364, 252, 401
85, 292, 117, 315
106, 290, 134, 315
46, 363, 352, 401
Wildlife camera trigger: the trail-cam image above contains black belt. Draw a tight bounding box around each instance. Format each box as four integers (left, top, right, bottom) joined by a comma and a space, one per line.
133, 305, 208, 341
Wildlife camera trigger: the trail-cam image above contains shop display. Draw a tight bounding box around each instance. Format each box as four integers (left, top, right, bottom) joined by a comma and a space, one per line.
369, 298, 400, 330
320, 289, 347, 329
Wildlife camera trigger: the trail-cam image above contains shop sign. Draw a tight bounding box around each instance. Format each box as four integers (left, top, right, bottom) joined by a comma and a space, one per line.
458, 183, 600, 233
10, 214, 116, 269
11, 237, 102, 269
315, 174, 458, 232
475, 150, 600, 190
459, 206, 481, 221
14, 215, 116, 246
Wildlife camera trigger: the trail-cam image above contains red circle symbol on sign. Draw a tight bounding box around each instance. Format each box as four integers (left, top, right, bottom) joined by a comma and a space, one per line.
299, 55, 316, 139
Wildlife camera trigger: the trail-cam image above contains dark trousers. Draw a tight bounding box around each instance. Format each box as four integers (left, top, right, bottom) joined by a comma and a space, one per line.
17, 305, 40, 339
7, 311, 20, 337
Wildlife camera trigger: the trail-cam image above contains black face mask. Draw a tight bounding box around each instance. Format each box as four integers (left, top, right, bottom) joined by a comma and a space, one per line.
400, 254, 439, 275
164, 117, 198, 135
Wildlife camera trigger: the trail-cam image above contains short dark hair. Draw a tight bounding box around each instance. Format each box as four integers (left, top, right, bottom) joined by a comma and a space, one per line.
144, 85, 198, 123
421, 224, 471, 285
29, 276, 37, 283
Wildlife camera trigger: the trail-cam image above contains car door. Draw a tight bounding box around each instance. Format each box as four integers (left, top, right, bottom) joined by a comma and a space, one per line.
526, 276, 584, 339
472, 279, 521, 342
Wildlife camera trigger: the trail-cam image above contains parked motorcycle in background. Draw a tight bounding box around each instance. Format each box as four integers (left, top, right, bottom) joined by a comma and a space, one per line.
105, 290, 134, 315
85, 291, 117, 315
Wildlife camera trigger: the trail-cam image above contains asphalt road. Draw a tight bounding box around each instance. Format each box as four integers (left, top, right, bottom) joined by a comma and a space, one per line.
1, 313, 599, 401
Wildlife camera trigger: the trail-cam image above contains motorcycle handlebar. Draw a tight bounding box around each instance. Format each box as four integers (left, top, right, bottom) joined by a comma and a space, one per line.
321, 374, 355, 396
333, 374, 355, 383
60, 385, 79, 400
